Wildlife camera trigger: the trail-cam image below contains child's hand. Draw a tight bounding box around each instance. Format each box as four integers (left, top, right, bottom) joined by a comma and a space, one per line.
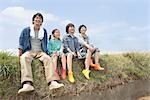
71, 52, 76, 56
52, 52, 57, 57
77, 52, 82, 59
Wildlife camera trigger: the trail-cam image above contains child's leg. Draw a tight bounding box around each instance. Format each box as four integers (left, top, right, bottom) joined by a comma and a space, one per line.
67, 53, 75, 83
61, 53, 66, 70
61, 53, 66, 79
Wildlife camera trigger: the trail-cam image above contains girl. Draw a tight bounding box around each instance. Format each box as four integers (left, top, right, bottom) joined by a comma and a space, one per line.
48, 29, 66, 80
78, 25, 104, 80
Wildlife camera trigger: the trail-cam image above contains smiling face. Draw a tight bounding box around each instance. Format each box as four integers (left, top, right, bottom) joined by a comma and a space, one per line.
33, 15, 43, 29
68, 26, 75, 34
53, 29, 60, 39
80, 26, 87, 34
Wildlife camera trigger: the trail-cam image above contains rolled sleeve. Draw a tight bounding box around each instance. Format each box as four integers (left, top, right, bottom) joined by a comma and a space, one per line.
18, 29, 25, 50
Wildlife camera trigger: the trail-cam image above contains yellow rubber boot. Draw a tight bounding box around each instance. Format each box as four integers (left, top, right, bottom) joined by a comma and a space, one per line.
82, 69, 90, 80
68, 71, 75, 83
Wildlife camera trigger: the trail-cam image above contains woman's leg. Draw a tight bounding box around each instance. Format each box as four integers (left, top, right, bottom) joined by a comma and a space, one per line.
94, 51, 104, 70
82, 50, 91, 80
85, 50, 92, 70
94, 51, 100, 64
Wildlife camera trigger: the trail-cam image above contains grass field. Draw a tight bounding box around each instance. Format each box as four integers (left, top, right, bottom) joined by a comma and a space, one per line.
0, 51, 150, 99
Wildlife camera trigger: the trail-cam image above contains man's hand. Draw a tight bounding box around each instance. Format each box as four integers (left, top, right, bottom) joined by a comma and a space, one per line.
18, 48, 23, 57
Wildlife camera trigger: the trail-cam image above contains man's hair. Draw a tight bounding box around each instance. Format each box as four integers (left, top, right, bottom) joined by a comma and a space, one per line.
78, 25, 87, 33
32, 13, 44, 24
66, 23, 75, 33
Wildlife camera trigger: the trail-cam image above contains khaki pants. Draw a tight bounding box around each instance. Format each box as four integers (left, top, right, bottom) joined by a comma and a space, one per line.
20, 50, 57, 84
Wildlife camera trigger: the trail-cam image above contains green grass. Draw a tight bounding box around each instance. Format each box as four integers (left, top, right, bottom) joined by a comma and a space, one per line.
0, 51, 150, 99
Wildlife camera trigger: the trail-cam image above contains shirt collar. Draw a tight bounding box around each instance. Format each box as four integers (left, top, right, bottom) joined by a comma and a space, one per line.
67, 33, 75, 38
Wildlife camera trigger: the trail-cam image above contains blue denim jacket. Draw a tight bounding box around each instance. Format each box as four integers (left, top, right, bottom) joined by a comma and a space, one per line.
19, 27, 48, 54
62, 34, 80, 53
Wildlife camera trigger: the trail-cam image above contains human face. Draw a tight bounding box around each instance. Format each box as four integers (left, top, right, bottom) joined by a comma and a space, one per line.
80, 27, 87, 34
53, 30, 60, 39
33, 15, 43, 29
68, 26, 75, 34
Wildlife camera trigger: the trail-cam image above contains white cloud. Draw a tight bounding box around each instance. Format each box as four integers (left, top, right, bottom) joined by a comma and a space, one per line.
0, 6, 60, 26
60, 19, 72, 26
111, 21, 129, 28
129, 26, 150, 32
122, 37, 136, 41
87, 25, 108, 35
0, 6, 71, 49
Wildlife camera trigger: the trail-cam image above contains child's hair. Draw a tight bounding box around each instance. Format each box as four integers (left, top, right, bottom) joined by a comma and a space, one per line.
78, 25, 87, 33
49, 29, 61, 40
66, 23, 75, 33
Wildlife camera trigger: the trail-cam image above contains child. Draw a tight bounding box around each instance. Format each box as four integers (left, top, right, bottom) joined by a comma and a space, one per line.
48, 29, 66, 80
78, 25, 104, 79
62, 23, 82, 83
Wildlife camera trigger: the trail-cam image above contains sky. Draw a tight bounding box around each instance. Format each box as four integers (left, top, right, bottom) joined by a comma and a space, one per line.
0, 0, 149, 52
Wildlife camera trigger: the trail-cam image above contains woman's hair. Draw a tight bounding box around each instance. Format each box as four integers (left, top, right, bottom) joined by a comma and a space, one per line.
32, 13, 44, 24
49, 29, 60, 40
66, 23, 75, 33
78, 25, 87, 33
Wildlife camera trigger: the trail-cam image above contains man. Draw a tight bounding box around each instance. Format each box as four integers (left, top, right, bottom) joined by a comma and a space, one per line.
18, 13, 64, 94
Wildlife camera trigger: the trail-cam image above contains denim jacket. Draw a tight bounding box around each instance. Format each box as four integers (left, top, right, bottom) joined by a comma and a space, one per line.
18, 27, 48, 54
62, 34, 80, 53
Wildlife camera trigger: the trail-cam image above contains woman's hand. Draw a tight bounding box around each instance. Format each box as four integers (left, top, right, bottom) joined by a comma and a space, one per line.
89, 46, 95, 52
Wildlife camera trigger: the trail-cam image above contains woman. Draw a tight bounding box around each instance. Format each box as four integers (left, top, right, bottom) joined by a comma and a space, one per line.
78, 25, 104, 80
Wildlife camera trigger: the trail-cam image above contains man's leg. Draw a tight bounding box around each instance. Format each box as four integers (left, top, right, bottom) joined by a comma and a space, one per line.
37, 52, 64, 90
18, 51, 35, 93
